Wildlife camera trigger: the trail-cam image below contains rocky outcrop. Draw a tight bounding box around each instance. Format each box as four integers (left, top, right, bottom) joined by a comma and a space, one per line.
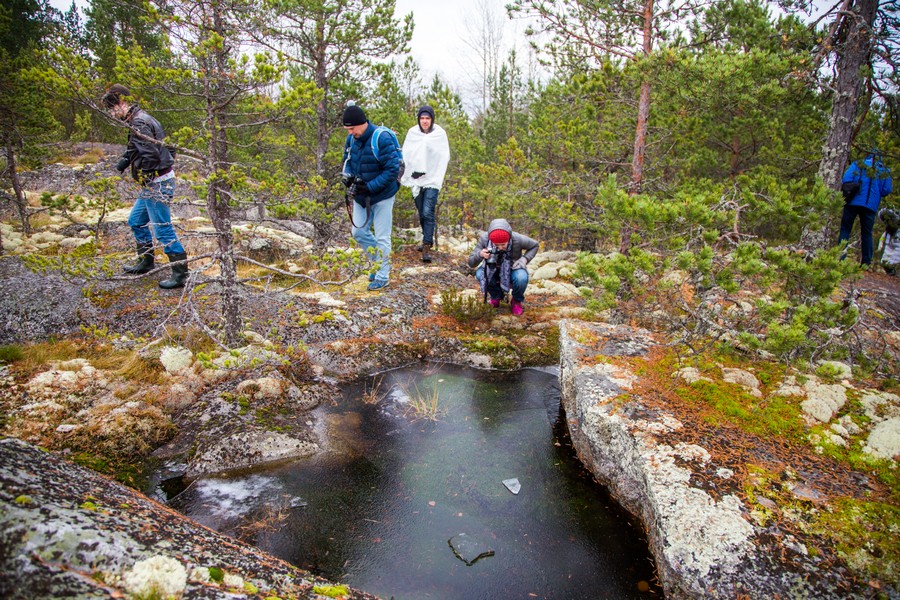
0, 257, 98, 344
152, 366, 329, 479
0, 437, 377, 600
557, 319, 887, 599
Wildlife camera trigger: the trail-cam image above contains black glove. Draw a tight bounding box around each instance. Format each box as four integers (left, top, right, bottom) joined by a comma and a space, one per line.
115, 157, 129, 173
343, 175, 366, 197
411, 171, 425, 179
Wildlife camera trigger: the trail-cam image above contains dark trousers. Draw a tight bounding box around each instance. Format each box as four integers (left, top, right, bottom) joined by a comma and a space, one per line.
414, 187, 439, 245
838, 205, 877, 265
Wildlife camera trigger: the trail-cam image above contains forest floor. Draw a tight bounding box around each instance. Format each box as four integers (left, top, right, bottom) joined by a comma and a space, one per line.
1, 147, 898, 597
856, 269, 900, 326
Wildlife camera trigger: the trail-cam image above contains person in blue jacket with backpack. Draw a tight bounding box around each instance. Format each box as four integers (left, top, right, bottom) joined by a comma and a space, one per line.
838, 151, 893, 266
341, 103, 402, 291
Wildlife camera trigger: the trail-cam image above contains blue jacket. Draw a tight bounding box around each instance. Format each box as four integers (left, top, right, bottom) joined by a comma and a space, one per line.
342, 121, 401, 206
843, 155, 893, 212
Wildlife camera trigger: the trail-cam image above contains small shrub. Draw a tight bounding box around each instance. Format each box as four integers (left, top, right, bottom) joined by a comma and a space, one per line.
439, 289, 495, 322
0, 345, 24, 363
815, 362, 844, 382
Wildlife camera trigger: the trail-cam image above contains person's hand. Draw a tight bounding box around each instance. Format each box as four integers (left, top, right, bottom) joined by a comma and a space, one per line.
411, 171, 425, 179
513, 257, 528, 270
480, 248, 491, 260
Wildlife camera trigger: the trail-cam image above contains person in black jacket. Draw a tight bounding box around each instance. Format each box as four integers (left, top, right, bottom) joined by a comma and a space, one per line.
103, 84, 188, 289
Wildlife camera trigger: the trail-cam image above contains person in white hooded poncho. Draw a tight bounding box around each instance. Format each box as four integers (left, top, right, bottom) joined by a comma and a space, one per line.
401, 105, 450, 262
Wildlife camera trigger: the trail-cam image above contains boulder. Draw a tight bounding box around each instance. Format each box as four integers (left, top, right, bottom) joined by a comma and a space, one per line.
0, 437, 376, 600
558, 319, 870, 599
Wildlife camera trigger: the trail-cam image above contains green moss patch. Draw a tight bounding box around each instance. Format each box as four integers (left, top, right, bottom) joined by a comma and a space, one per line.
811, 499, 900, 587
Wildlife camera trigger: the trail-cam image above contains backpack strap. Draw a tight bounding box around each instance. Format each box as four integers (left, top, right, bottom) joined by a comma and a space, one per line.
370, 126, 400, 163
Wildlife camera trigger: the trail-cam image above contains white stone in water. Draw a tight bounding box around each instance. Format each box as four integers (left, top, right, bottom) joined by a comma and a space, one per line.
502, 478, 521, 494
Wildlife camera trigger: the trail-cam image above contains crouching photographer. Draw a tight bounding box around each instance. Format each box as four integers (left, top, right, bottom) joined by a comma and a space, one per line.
467, 218, 539, 316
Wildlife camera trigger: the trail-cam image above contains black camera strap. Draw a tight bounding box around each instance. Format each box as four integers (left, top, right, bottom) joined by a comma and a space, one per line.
346, 194, 372, 229
343, 139, 373, 229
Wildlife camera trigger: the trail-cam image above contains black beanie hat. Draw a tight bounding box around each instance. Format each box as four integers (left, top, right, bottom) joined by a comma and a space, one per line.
417, 105, 435, 121
342, 104, 367, 126
102, 84, 131, 109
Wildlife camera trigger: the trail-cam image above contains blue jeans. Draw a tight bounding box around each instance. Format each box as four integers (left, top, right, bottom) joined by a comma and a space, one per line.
129, 179, 185, 255
414, 187, 439, 245
352, 196, 394, 282
838, 204, 877, 265
476, 266, 529, 302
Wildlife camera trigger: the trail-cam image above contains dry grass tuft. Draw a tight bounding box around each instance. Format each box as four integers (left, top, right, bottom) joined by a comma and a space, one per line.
63, 402, 175, 459
236, 495, 294, 541
361, 375, 385, 405
401, 379, 443, 422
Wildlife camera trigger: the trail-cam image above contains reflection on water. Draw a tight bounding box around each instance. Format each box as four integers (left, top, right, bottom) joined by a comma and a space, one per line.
169, 364, 660, 599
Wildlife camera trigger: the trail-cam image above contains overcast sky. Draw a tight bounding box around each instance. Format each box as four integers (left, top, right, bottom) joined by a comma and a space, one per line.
50, 0, 532, 111
393, 0, 530, 109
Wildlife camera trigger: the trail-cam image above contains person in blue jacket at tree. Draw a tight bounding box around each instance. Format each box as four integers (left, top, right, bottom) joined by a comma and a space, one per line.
838, 151, 893, 266
341, 103, 402, 291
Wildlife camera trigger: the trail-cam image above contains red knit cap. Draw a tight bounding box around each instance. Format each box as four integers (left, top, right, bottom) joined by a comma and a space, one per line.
488, 229, 510, 244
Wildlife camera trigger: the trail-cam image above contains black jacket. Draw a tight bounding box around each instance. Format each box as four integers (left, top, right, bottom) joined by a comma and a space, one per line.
116, 107, 174, 184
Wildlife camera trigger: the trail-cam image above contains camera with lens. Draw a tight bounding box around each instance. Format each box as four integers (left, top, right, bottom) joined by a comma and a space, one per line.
485, 247, 504, 265
342, 174, 364, 198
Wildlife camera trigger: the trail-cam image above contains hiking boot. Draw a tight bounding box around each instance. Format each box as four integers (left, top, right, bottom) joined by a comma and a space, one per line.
489, 298, 500, 308
123, 243, 154, 274
159, 252, 188, 289
511, 299, 524, 316
422, 243, 433, 263
368, 279, 389, 291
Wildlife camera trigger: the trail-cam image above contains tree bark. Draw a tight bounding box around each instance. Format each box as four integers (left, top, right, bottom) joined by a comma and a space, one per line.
207, 1, 242, 347
818, 0, 879, 190
314, 18, 329, 180
629, 0, 655, 194
4, 143, 31, 236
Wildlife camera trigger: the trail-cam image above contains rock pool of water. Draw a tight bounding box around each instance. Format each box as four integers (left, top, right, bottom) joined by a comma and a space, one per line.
168, 364, 660, 599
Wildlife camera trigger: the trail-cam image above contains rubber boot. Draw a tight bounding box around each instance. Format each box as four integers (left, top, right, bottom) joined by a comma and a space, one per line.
422, 243, 433, 263
159, 252, 188, 289
123, 243, 154, 274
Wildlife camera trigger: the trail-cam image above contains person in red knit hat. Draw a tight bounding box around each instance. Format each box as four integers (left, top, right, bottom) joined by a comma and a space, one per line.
467, 218, 539, 315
